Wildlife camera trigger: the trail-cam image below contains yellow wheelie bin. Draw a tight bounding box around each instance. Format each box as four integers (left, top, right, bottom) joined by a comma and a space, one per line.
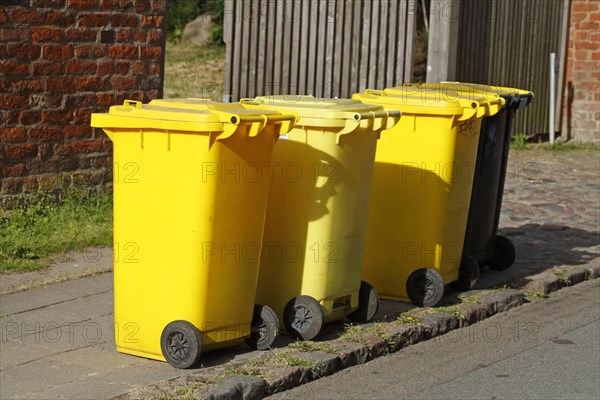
241, 96, 400, 340
352, 88, 504, 307
403, 82, 534, 275
90, 99, 297, 368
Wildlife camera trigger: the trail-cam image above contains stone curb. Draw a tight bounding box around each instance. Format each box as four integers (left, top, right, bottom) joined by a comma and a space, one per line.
118, 267, 599, 400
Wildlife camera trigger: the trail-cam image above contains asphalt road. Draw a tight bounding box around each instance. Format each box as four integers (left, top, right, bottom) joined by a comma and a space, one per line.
271, 279, 600, 400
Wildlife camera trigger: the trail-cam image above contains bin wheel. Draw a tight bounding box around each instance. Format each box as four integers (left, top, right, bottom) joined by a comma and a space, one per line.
450, 254, 480, 291
346, 281, 380, 323
283, 295, 325, 341
245, 304, 280, 350
406, 268, 444, 307
488, 235, 516, 271
160, 320, 202, 369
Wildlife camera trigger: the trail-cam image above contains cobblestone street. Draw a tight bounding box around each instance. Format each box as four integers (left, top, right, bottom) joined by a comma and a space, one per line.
475, 149, 600, 290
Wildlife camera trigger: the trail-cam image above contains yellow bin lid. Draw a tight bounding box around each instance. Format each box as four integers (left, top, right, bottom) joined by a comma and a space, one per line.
404, 82, 534, 109
240, 95, 401, 135
353, 88, 504, 120
91, 99, 297, 141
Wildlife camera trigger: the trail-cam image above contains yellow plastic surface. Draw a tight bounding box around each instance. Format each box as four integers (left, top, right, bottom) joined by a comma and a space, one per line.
90, 99, 296, 361
352, 89, 503, 301
403, 82, 534, 100
241, 96, 401, 322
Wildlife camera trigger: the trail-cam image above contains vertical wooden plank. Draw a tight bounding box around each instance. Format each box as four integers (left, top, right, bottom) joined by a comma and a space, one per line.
239, 0, 252, 99
359, 0, 372, 91
376, 1, 388, 88
403, 0, 416, 83
367, 0, 380, 88
395, 0, 407, 84
290, 0, 301, 95
253, 0, 268, 96
307, 0, 318, 95
482, 2, 496, 84
314, 0, 327, 97
263, 0, 275, 96
529, 0, 542, 133
350, 0, 363, 95
281, 0, 294, 94
530, 0, 543, 134
298, 0, 311, 94
323, 0, 336, 98
385, 0, 398, 86
233, 0, 244, 101
485, 0, 496, 83
328, 0, 344, 98
223, 0, 235, 101
247, 0, 259, 97
273, 0, 285, 95
343, 0, 355, 97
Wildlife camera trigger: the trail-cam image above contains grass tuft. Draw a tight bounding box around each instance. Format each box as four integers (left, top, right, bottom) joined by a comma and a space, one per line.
288, 340, 338, 354
267, 351, 315, 368
339, 324, 367, 344
0, 188, 112, 272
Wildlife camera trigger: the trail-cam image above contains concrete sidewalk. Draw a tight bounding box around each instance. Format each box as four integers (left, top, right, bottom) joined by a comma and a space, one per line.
1, 150, 598, 399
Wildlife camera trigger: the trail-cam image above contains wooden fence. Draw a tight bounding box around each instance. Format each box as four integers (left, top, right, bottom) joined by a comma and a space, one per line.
455, 0, 570, 135
223, 0, 417, 101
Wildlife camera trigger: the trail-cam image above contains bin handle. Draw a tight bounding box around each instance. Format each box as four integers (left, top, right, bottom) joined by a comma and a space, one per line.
476, 97, 505, 118
212, 111, 298, 143
123, 99, 142, 108
375, 110, 401, 131
248, 115, 268, 137
239, 98, 261, 106
456, 101, 478, 121
364, 89, 383, 96
238, 99, 300, 136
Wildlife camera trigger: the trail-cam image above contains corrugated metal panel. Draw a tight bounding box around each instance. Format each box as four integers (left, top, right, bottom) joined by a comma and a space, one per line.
223, 0, 417, 101
456, 0, 567, 135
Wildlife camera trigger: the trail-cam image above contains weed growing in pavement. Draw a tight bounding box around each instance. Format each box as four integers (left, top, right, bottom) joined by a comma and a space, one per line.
458, 292, 483, 304
553, 270, 570, 283
288, 340, 338, 354
396, 311, 422, 325
369, 322, 397, 353
223, 366, 262, 377
266, 351, 315, 368
339, 324, 367, 344
434, 306, 466, 320
173, 386, 195, 400
523, 290, 550, 300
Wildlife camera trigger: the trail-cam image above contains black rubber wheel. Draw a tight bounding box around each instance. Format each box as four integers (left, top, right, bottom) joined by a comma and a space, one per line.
283, 295, 325, 341
245, 304, 280, 350
346, 281, 380, 323
450, 254, 480, 291
160, 320, 202, 369
487, 235, 516, 271
406, 268, 445, 307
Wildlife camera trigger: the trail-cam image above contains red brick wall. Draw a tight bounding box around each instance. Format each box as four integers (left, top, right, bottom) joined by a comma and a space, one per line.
562, 0, 600, 141
0, 0, 166, 199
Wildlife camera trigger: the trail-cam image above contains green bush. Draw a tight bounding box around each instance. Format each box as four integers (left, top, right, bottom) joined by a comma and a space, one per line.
207, 0, 225, 45
166, 0, 200, 42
